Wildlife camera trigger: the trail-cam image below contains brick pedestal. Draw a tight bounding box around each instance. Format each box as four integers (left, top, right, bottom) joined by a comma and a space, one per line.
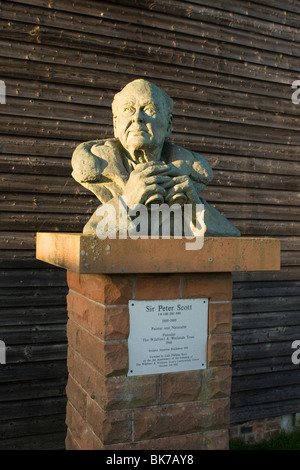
36, 234, 280, 451
65, 271, 232, 450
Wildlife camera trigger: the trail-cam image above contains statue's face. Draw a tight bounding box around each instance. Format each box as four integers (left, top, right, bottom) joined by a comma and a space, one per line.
113, 82, 172, 159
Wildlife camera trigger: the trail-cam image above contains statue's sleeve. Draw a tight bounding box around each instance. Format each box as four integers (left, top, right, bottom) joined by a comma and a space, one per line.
164, 142, 213, 194
190, 151, 213, 193
71, 140, 108, 184
71, 139, 129, 204
71, 140, 121, 203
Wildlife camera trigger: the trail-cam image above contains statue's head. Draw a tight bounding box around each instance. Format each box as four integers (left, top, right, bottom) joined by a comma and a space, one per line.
112, 79, 173, 161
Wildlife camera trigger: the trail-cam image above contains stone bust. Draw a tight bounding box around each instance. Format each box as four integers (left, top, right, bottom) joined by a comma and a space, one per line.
71, 79, 240, 237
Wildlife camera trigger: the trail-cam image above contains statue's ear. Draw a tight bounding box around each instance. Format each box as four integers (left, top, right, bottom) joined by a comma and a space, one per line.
166, 114, 173, 137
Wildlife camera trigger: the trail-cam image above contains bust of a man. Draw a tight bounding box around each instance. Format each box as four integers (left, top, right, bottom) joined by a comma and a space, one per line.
71, 79, 240, 237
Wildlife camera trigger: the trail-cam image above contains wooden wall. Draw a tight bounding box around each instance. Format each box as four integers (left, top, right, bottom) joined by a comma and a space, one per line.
0, 0, 300, 448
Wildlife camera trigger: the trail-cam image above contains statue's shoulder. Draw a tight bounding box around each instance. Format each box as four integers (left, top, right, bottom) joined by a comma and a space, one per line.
73, 137, 122, 163
89, 138, 123, 159
163, 141, 213, 186
72, 138, 126, 183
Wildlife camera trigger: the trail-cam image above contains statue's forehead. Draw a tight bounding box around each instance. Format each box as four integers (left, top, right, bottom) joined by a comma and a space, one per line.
116, 83, 162, 106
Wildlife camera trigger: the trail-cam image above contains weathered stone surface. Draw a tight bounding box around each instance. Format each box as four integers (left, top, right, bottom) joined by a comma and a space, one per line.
71, 79, 240, 237
36, 233, 281, 273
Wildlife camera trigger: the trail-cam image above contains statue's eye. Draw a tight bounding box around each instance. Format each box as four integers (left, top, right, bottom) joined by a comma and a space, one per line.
123, 105, 135, 116
144, 106, 156, 116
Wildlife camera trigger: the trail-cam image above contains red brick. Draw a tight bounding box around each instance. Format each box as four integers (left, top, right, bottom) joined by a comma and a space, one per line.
93, 374, 159, 410
210, 398, 231, 429
230, 417, 282, 445
67, 271, 133, 305
209, 302, 232, 334
67, 346, 96, 397
68, 346, 159, 409
66, 375, 87, 419
66, 401, 93, 450
160, 371, 203, 404
135, 274, 181, 300
134, 400, 230, 440
265, 416, 281, 431
253, 423, 264, 433
103, 341, 128, 376
86, 396, 132, 445
67, 319, 128, 376
181, 273, 232, 301
203, 429, 229, 450
207, 334, 232, 366
229, 425, 240, 439
65, 429, 81, 450
92, 433, 105, 450
67, 290, 129, 340
204, 367, 232, 399
97, 433, 203, 450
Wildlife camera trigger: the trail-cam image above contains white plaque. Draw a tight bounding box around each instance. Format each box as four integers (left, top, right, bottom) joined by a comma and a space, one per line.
128, 298, 208, 376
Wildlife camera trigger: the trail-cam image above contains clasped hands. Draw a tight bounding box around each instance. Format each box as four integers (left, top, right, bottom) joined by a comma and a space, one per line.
122, 161, 201, 209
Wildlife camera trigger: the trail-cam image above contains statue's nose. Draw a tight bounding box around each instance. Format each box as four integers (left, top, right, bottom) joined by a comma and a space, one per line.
132, 107, 144, 122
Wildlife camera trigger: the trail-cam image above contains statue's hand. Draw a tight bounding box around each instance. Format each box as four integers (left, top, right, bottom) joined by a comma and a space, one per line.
122, 162, 173, 208
163, 175, 201, 206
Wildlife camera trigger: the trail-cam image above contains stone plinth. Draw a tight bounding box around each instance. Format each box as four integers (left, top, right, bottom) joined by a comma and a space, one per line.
36, 234, 280, 450
36, 233, 280, 274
